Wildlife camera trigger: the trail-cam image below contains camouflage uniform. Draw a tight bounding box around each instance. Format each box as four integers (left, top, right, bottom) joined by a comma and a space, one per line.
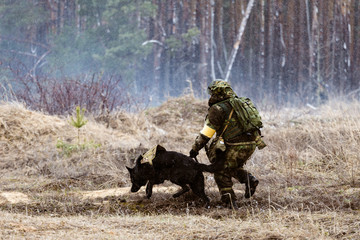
190, 80, 265, 206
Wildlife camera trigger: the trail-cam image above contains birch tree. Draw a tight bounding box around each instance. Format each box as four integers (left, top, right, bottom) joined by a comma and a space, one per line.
224, 0, 255, 82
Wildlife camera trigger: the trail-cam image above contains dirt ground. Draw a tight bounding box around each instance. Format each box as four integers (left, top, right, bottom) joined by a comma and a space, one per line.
1, 97, 360, 239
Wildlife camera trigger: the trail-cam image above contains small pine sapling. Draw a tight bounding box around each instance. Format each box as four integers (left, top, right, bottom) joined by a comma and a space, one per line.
69, 106, 88, 145
57, 106, 100, 157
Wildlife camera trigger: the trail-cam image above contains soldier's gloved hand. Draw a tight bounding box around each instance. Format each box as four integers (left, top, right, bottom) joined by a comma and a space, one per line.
189, 149, 199, 158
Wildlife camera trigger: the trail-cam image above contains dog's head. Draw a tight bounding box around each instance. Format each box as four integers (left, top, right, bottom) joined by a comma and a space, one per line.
126, 155, 149, 192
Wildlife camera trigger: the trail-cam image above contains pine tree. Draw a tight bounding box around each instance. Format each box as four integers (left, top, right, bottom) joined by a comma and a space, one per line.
69, 106, 88, 145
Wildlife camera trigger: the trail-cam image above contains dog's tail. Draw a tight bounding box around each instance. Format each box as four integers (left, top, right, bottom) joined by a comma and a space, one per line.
193, 161, 223, 173
190, 156, 213, 172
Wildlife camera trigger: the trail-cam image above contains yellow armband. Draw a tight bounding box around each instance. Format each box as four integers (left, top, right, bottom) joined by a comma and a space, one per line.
200, 124, 216, 139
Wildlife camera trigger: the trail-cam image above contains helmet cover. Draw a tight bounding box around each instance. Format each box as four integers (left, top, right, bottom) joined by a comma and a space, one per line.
207, 79, 235, 98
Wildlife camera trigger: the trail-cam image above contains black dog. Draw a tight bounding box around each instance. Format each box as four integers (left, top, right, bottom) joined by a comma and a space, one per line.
126, 145, 210, 205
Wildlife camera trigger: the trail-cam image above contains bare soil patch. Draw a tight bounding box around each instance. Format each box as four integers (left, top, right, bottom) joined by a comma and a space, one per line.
0, 191, 31, 204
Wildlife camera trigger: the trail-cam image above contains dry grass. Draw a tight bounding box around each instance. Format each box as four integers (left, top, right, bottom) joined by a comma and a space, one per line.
1, 210, 359, 239
0, 96, 360, 239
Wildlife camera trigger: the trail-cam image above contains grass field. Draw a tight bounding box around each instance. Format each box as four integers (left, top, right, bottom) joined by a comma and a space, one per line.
0, 96, 359, 239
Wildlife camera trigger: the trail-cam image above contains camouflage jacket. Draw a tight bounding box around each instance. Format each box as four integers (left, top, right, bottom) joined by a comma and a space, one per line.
192, 98, 259, 152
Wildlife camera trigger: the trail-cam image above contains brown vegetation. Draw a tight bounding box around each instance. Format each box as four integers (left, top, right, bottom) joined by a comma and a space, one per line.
0, 96, 359, 239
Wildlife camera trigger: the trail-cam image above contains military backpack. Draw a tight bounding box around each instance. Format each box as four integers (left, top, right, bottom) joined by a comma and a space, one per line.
228, 97, 263, 133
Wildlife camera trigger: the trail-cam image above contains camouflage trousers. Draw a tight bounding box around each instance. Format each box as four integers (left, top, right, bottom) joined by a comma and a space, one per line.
213, 143, 256, 203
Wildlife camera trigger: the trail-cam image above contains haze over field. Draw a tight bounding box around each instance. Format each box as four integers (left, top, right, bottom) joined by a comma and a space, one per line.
1, 1, 360, 109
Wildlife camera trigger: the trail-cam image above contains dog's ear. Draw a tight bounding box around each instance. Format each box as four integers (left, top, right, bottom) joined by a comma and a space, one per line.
156, 145, 166, 154
126, 166, 133, 172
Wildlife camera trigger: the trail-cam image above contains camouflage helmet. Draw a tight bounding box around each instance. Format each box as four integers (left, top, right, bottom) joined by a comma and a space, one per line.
207, 79, 235, 98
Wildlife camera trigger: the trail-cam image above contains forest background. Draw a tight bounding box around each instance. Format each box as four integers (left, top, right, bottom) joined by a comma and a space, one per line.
1, 2, 360, 238
0, 0, 360, 114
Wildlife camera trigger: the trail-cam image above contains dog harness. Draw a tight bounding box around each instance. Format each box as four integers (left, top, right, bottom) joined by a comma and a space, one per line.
140, 146, 157, 165
140, 145, 166, 165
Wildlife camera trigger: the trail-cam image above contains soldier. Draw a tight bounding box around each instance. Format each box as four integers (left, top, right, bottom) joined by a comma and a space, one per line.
189, 80, 266, 209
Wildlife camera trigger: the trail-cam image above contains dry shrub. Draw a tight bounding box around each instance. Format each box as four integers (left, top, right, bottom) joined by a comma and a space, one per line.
1, 73, 143, 115
251, 99, 360, 211
261, 100, 360, 183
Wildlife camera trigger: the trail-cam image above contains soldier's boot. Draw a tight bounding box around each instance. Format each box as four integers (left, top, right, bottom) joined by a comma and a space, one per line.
244, 174, 259, 199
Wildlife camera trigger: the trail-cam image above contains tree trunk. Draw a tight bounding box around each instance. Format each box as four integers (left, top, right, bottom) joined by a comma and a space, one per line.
214, 0, 226, 77
295, 0, 307, 101
210, 0, 216, 80
341, 0, 351, 93
198, 0, 211, 97
224, 0, 255, 82
153, 0, 165, 100
265, 0, 275, 99
350, 0, 360, 92
259, 0, 265, 99
330, 0, 338, 89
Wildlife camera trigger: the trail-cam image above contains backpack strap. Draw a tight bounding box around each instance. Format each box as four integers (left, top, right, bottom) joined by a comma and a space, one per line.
219, 108, 234, 138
